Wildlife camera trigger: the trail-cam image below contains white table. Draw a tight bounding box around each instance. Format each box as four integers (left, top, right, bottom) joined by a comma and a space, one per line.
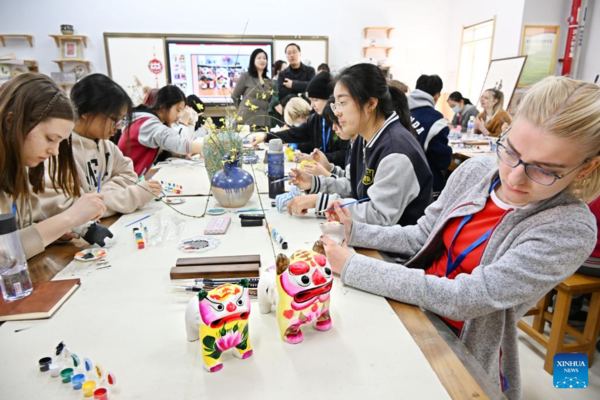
0, 178, 451, 399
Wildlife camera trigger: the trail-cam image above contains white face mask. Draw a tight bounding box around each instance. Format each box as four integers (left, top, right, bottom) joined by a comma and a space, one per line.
451, 106, 461, 113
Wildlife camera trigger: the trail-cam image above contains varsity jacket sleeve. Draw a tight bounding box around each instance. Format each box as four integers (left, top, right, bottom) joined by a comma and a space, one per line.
314, 153, 422, 226
341, 210, 596, 322
99, 142, 155, 217
424, 120, 452, 171
330, 165, 346, 178
291, 67, 316, 93
138, 118, 192, 155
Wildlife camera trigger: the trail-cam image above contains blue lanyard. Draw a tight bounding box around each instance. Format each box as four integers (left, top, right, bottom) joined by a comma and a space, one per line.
12, 201, 17, 216
445, 179, 500, 277
322, 118, 331, 154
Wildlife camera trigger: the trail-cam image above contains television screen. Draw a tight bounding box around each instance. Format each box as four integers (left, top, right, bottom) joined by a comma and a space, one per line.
166, 41, 273, 105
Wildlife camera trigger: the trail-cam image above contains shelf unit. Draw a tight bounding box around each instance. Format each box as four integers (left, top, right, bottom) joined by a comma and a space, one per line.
49, 34, 88, 48
363, 47, 393, 58
363, 27, 395, 39
0, 34, 34, 47
52, 60, 92, 72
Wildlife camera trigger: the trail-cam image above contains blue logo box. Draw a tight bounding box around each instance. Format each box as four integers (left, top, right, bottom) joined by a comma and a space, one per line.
553, 353, 588, 389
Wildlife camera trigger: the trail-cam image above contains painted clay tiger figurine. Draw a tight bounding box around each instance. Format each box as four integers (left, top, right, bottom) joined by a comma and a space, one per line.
258, 241, 333, 344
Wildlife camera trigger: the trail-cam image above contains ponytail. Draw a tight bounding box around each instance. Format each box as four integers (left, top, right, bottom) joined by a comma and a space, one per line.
388, 86, 413, 134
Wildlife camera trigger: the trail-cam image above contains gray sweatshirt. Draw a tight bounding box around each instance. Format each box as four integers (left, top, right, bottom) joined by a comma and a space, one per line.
341, 157, 597, 399
133, 112, 192, 155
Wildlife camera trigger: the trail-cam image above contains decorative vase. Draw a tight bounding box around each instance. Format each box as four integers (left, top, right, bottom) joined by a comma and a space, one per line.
203, 131, 243, 180
211, 155, 254, 208
60, 25, 74, 35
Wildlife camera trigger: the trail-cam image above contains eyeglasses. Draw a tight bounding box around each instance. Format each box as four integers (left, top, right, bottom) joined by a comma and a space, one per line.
496, 141, 590, 186
109, 116, 128, 130
330, 101, 348, 114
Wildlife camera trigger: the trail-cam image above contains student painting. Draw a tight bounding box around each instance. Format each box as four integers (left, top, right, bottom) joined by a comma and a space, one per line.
232, 48, 274, 131
475, 88, 512, 137
283, 97, 312, 127
287, 63, 433, 227
277, 43, 316, 101
447, 91, 479, 132
320, 76, 600, 399
118, 85, 203, 175
0, 73, 106, 259
39, 74, 162, 218
253, 72, 349, 168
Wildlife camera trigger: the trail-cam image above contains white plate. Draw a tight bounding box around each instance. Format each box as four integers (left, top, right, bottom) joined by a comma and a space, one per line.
178, 236, 220, 253
74, 248, 108, 262
165, 198, 185, 205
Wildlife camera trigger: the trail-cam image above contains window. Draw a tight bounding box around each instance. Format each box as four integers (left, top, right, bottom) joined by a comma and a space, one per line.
457, 19, 495, 102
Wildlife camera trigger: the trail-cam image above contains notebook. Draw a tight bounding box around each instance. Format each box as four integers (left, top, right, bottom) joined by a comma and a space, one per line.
0, 279, 80, 321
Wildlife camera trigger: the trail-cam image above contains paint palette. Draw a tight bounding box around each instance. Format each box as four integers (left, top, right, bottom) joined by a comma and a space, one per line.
74, 248, 108, 262
164, 198, 185, 205
178, 236, 220, 253
207, 208, 227, 215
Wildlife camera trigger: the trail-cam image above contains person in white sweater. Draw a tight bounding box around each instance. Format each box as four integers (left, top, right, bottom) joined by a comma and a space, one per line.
40, 74, 162, 218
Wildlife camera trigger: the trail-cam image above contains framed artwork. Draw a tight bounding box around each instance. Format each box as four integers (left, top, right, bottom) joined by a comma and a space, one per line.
518, 25, 560, 87
62, 41, 81, 60
478, 56, 527, 110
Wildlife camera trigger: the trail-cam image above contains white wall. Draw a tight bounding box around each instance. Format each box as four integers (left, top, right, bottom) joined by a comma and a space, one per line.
443, 0, 526, 94
0, 0, 454, 91
579, 0, 600, 83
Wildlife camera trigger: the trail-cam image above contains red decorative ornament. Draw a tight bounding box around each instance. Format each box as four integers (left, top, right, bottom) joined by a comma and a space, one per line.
148, 59, 163, 75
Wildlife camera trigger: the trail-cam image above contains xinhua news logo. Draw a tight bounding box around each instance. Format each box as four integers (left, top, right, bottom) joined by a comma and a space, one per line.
553, 353, 588, 389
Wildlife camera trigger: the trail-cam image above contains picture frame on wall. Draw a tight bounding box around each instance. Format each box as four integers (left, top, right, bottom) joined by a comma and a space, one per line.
62, 41, 81, 60
518, 25, 560, 87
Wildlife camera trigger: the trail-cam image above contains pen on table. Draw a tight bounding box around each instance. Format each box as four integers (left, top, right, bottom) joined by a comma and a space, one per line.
194, 277, 259, 284
317, 197, 370, 213
124, 213, 154, 228
139, 167, 147, 182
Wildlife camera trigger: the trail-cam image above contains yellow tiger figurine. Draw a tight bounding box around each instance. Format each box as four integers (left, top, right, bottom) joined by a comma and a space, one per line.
196, 280, 253, 372
258, 241, 333, 344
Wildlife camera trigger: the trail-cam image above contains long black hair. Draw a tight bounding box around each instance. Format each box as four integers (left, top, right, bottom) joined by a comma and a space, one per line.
448, 91, 473, 106
335, 63, 412, 132
134, 85, 186, 114
248, 49, 268, 79
71, 73, 133, 125
321, 97, 339, 127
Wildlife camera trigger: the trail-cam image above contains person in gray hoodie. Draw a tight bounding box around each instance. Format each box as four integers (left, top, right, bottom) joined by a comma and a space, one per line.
320, 76, 600, 399
448, 91, 480, 132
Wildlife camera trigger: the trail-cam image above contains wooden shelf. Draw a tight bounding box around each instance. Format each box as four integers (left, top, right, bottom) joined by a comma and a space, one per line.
363, 47, 393, 58
0, 34, 34, 47
364, 27, 394, 39
52, 60, 91, 72
49, 35, 88, 47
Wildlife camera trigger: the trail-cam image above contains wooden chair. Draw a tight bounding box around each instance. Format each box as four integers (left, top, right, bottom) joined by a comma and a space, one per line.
518, 273, 600, 374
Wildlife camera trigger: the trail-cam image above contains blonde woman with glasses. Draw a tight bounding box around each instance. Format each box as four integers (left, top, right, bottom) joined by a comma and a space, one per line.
320, 76, 600, 400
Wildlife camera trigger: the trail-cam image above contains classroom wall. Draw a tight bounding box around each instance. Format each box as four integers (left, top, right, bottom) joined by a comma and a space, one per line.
0, 0, 453, 91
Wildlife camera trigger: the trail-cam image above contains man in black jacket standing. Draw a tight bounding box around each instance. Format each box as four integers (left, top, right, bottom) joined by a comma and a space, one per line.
278, 43, 316, 101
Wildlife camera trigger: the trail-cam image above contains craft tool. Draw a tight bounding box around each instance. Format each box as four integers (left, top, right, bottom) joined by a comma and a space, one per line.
317, 197, 370, 213
233, 208, 266, 214
96, 168, 102, 193
270, 176, 291, 184
268, 225, 288, 249
204, 217, 231, 235
133, 227, 145, 249
124, 214, 154, 228
138, 167, 147, 181
194, 277, 260, 284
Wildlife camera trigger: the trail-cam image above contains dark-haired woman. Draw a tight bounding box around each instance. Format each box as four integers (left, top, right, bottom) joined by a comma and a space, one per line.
40, 74, 162, 218
447, 91, 479, 132
0, 73, 106, 259
232, 49, 274, 131
288, 63, 433, 227
118, 85, 203, 175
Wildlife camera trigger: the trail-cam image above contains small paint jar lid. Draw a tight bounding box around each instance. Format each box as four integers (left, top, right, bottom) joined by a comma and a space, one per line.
84, 357, 94, 372
94, 387, 108, 400
72, 373, 85, 390
107, 372, 116, 386
38, 357, 52, 372
95, 364, 104, 380
60, 367, 74, 383
71, 353, 81, 367
49, 363, 62, 377
82, 380, 96, 397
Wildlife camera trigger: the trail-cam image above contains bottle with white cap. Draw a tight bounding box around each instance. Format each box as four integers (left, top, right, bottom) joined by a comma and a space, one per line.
466, 116, 475, 139
0, 214, 33, 301
267, 139, 285, 199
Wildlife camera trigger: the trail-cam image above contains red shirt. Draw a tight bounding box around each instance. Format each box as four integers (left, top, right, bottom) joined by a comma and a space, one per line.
426, 190, 510, 331
117, 117, 158, 176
